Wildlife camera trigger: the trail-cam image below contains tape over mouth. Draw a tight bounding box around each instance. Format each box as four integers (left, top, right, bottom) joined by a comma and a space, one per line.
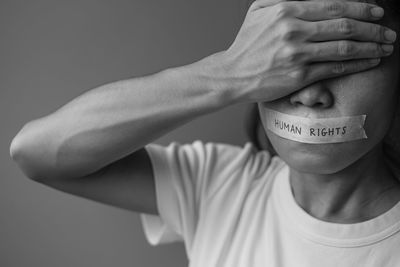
261, 108, 368, 144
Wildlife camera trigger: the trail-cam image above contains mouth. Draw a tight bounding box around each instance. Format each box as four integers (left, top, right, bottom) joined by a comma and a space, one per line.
261, 108, 368, 144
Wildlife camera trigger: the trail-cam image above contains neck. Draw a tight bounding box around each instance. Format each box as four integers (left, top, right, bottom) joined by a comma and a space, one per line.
289, 144, 400, 223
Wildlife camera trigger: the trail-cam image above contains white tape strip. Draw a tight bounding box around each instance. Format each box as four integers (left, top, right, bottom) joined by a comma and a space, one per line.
262, 108, 367, 144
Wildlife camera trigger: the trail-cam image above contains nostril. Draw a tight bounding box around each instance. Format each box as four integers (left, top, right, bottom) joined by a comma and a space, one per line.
289, 84, 334, 108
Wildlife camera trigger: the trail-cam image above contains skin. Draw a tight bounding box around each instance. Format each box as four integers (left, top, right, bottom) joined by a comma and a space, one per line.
258, 1, 400, 223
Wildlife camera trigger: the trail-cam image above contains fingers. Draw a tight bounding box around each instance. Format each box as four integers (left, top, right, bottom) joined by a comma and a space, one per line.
305, 18, 397, 44
302, 40, 393, 62
304, 58, 381, 84
285, 1, 385, 22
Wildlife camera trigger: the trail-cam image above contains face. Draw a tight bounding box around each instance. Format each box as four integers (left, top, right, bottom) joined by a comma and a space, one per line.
258, 2, 400, 174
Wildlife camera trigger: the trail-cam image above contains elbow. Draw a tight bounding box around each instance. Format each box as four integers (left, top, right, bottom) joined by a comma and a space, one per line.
10, 132, 41, 181
9, 121, 58, 181
9, 135, 19, 162
10, 119, 93, 181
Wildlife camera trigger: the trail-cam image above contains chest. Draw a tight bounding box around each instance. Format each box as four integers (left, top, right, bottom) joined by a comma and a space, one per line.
189, 193, 400, 267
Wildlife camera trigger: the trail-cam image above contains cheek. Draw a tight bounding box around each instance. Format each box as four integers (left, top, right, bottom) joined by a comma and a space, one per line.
333, 68, 395, 106
331, 68, 398, 143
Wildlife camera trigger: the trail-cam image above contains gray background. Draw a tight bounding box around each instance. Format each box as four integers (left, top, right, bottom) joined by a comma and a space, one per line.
2, 0, 252, 266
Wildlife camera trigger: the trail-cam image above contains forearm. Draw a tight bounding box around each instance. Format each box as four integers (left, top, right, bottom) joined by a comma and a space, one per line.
10, 51, 235, 180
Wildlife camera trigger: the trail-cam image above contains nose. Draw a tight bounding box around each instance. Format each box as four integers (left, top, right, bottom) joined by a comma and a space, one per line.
289, 82, 333, 108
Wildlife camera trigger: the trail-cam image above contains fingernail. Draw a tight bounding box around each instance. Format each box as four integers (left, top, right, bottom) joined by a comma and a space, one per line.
370, 6, 384, 18
368, 58, 381, 64
382, 44, 394, 53
385, 29, 397, 42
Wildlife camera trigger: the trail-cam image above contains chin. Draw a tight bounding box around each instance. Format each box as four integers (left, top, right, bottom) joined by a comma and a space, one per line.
268, 133, 370, 175
281, 150, 352, 174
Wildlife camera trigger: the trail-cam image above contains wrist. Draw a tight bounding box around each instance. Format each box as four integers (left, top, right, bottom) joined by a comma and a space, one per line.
172, 51, 242, 109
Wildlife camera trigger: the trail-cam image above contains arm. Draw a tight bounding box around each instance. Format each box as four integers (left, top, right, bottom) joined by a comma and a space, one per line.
10, 51, 233, 180
10, 0, 389, 182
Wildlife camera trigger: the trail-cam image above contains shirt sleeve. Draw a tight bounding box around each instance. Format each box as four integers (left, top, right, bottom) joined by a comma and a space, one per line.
139, 140, 264, 249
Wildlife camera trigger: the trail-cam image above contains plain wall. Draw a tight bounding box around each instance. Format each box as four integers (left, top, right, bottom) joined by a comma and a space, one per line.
2, 0, 253, 266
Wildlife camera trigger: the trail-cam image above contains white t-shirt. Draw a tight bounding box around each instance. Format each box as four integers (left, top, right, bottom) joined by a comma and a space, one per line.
140, 140, 400, 267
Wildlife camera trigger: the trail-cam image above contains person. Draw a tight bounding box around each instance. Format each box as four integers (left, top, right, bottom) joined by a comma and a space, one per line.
9, 0, 400, 266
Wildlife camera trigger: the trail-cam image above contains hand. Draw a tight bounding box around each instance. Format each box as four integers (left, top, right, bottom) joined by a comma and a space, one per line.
220, 0, 397, 104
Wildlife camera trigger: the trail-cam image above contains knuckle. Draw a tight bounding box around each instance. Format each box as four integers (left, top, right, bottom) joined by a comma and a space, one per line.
313, 22, 323, 39
337, 18, 354, 36
314, 46, 324, 58
249, 0, 263, 11
288, 67, 307, 81
377, 26, 387, 41
360, 5, 371, 19
372, 43, 382, 56
274, 3, 291, 19
325, 1, 345, 17
280, 21, 300, 41
337, 40, 354, 57
332, 62, 346, 74
312, 45, 321, 58
281, 45, 301, 63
